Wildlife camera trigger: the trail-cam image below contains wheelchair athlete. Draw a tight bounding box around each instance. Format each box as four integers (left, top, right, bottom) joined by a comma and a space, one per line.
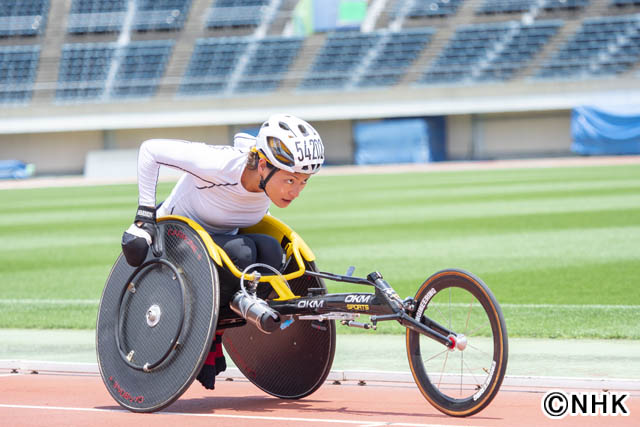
120, 114, 325, 390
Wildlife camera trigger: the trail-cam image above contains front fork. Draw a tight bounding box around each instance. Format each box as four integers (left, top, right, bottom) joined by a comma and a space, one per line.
269, 271, 458, 349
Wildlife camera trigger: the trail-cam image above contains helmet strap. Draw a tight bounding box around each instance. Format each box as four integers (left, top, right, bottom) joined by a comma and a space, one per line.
259, 166, 279, 193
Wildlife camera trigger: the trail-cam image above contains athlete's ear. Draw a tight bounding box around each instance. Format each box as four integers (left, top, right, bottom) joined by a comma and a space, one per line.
257, 158, 269, 174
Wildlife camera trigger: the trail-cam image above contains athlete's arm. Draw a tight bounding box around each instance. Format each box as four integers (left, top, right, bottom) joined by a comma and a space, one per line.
137, 138, 219, 207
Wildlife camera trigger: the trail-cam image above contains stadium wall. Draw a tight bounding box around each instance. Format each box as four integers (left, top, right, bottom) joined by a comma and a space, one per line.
0, 110, 572, 175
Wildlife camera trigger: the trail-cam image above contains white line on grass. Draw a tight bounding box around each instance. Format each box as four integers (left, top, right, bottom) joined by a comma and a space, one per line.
0, 299, 99, 305
0, 404, 475, 427
0, 300, 638, 310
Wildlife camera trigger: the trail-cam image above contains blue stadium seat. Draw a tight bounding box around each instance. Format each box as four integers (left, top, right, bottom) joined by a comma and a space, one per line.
0, 0, 49, 37
112, 40, 174, 97
476, 0, 536, 14
206, 0, 269, 28
358, 29, 435, 88
68, 0, 126, 33
300, 32, 383, 90
180, 37, 250, 95
133, 0, 192, 32
0, 45, 40, 104
423, 20, 562, 84
56, 43, 115, 100
235, 37, 303, 93
394, 0, 465, 18
68, 0, 191, 34
543, 0, 590, 10
56, 40, 173, 101
537, 15, 640, 79
612, 0, 640, 6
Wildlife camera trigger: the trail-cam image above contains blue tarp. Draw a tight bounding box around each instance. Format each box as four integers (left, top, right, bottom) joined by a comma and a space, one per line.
0, 160, 35, 179
571, 105, 640, 155
353, 117, 446, 165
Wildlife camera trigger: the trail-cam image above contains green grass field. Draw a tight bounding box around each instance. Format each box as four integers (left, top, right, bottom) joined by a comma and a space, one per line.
1, 163, 639, 339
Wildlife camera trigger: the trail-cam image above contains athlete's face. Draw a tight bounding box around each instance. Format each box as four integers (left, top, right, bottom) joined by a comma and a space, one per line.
260, 163, 311, 208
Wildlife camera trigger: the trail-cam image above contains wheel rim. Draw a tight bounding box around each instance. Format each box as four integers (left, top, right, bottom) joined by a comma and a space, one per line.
416, 285, 497, 402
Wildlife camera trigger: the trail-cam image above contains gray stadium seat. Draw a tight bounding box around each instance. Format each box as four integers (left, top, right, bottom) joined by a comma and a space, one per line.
537, 14, 640, 79
0, 0, 48, 37
423, 20, 562, 84
0, 45, 40, 103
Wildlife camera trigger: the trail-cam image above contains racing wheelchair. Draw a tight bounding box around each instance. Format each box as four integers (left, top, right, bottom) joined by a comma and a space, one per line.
96, 215, 508, 417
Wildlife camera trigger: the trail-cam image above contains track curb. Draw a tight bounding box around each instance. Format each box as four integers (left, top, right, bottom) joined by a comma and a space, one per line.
2, 360, 638, 392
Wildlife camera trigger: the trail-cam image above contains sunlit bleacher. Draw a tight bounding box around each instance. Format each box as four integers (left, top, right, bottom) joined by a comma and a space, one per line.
423, 20, 562, 84
56, 40, 173, 101
0, 0, 48, 37
68, 0, 191, 34
180, 37, 250, 94
613, 0, 640, 6
206, 0, 270, 28
397, 0, 465, 18
543, 0, 590, 11
3, 0, 640, 107
357, 28, 435, 88
476, 0, 537, 14
235, 37, 303, 93
133, 0, 192, 32
537, 14, 640, 79
0, 45, 40, 103
300, 31, 383, 89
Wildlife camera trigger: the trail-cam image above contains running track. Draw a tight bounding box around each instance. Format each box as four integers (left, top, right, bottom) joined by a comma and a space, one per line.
1, 372, 637, 426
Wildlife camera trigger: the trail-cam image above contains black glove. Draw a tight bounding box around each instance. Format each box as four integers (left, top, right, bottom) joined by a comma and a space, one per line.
121, 205, 156, 267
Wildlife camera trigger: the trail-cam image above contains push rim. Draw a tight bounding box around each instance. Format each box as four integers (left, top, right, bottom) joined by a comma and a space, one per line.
115, 258, 187, 372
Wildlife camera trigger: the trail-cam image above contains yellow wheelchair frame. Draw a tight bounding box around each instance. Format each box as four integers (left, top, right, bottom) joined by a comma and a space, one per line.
158, 215, 313, 301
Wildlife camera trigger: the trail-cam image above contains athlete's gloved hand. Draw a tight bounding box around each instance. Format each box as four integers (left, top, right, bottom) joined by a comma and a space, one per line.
121, 205, 156, 267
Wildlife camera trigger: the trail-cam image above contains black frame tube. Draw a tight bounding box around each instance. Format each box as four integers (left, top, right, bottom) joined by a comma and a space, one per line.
271, 269, 457, 348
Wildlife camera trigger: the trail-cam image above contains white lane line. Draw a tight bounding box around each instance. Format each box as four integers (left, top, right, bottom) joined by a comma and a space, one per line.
0, 404, 476, 427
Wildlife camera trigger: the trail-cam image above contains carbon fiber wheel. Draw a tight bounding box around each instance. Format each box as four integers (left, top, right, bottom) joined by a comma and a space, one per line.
223, 260, 336, 399
96, 219, 219, 412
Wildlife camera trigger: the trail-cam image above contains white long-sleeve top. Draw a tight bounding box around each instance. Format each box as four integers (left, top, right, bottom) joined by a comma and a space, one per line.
137, 137, 270, 235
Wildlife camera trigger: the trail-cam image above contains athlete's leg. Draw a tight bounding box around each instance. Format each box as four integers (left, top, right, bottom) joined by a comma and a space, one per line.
197, 233, 283, 390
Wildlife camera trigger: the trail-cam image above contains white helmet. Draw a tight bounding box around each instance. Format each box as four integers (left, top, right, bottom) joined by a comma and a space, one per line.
255, 114, 324, 174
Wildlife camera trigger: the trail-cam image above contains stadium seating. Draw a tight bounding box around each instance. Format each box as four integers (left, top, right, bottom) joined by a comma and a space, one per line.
68, 0, 191, 34
112, 40, 175, 97
180, 37, 251, 94
206, 0, 270, 28
56, 40, 173, 100
612, 0, 640, 6
234, 37, 303, 93
3, 0, 640, 105
357, 29, 435, 87
537, 14, 640, 79
397, 0, 465, 18
180, 36, 302, 94
0, 45, 40, 103
542, 0, 589, 10
0, 0, 48, 37
477, 0, 590, 14
133, 0, 192, 32
476, 0, 537, 15
300, 31, 383, 90
301, 28, 435, 90
422, 20, 562, 84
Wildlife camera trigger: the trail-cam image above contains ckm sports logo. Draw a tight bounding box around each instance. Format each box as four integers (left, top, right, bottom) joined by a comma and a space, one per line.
541, 390, 630, 419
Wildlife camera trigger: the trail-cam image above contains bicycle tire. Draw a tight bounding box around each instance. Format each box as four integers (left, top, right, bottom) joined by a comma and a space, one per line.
406, 269, 508, 417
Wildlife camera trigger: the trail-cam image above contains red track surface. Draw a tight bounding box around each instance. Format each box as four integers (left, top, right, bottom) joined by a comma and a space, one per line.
1, 373, 637, 426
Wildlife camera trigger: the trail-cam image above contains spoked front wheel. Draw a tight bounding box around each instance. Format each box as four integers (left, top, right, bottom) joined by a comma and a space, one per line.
406, 269, 508, 417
